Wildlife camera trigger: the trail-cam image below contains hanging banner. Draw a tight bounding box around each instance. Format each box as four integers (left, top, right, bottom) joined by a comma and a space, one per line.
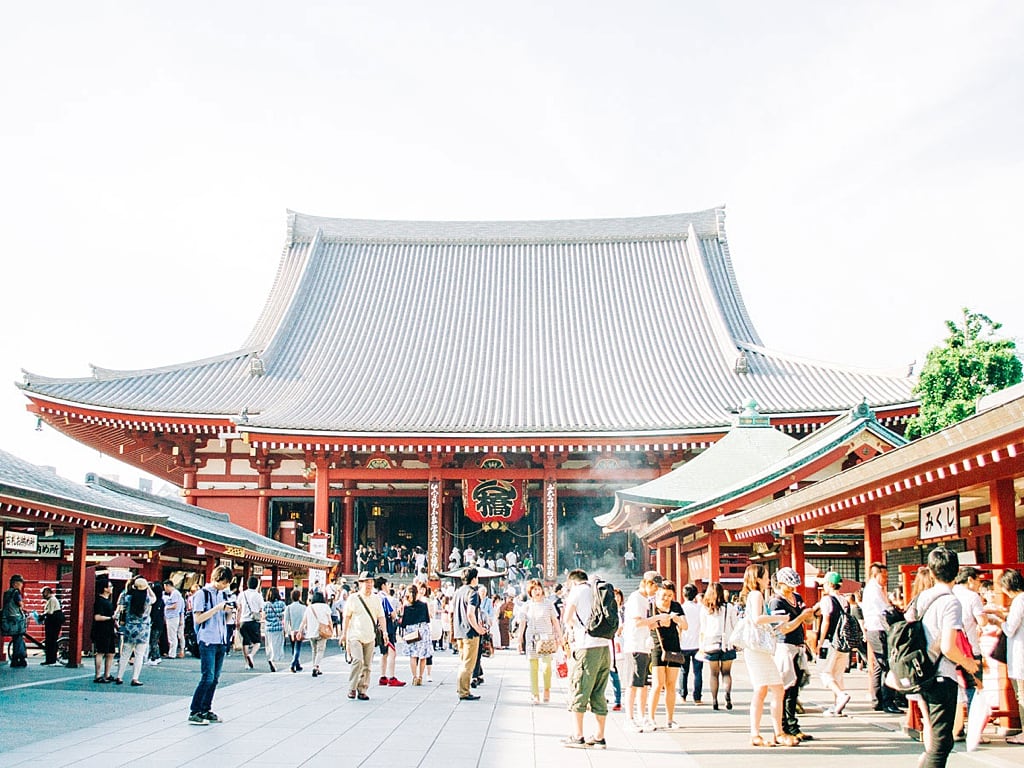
462, 479, 527, 523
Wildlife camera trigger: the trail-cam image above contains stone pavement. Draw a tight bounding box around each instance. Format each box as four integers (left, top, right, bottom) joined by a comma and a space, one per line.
1, 643, 1022, 768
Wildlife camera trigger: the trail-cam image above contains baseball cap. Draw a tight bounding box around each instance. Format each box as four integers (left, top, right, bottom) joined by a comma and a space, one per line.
642, 570, 664, 585
824, 571, 842, 587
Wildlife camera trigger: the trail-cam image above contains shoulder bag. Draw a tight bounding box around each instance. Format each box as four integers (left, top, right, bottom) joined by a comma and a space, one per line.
989, 629, 1008, 665
358, 596, 386, 651
652, 616, 688, 665
729, 614, 777, 654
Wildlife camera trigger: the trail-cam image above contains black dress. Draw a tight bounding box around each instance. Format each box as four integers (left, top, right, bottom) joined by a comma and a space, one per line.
91, 595, 117, 654
651, 600, 684, 667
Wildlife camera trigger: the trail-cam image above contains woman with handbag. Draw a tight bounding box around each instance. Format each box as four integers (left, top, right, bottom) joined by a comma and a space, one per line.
301, 591, 333, 677
399, 584, 432, 685
739, 564, 793, 747
699, 582, 738, 711
522, 579, 561, 704
649, 580, 686, 729
283, 589, 306, 673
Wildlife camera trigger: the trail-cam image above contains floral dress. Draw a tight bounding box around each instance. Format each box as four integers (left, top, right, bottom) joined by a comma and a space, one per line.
118, 590, 153, 645
400, 599, 432, 659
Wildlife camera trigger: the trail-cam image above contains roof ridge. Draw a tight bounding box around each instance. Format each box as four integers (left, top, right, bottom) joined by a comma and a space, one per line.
286, 208, 725, 244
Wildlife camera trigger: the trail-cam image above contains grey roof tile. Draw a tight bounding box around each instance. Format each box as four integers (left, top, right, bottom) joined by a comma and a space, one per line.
20, 209, 915, 436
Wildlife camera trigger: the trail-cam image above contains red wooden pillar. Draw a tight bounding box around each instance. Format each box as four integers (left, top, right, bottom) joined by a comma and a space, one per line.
68, 526, 88, 667
864, 514, 883, 573
183, 469, 198, 506
990, 477, 1021, 731
256, 472, 271, 537
790, 531, 805, 576
707, 529, 721, 583
990, 478, 1018, 566
313, 456, 329, 534
342, 483, 355, 574
543, 477, 558, 582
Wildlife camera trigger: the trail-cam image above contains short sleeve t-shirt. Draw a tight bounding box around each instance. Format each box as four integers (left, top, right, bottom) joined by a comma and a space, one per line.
679, 600, 701, 650
565, 582, 608, 650
622, 590, 652, 653
453, 585, 481, 639
911, 585, 962, 678
344, 593, 385, 644
192, 585, 227, 645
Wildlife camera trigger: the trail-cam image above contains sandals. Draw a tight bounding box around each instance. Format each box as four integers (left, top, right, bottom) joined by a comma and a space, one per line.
750, 735, 776, 747
1006, 734, 1024, 745
776, 734, 800, 747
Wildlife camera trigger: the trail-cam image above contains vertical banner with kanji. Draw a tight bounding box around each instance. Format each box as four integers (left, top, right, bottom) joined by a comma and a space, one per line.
428, 478, 442, 578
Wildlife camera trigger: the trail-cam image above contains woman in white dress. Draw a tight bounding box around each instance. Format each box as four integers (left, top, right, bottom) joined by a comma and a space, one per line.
739, 564, 793, 747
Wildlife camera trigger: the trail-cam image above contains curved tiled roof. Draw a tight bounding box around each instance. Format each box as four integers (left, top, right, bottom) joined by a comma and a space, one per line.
20, 208, 915, 437
0, 447, 332, 569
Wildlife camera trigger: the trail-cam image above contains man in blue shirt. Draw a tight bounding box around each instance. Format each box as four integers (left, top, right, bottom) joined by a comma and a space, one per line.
188, 566, 233, 725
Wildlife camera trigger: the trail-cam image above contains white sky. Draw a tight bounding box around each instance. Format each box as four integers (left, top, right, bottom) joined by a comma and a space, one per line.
2, 1, 1022, 489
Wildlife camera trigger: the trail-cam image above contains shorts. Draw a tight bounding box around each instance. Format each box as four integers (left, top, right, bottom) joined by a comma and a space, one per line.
819, 646, 848, 686
239, 620, 262, 645
630, 652, 652, 687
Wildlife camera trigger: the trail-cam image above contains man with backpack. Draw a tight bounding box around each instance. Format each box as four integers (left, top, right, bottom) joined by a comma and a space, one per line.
817, 572, 852, 716
562, 569, 617, 749
904, 547, 980, 768
2, 574, 28, 667
188, 565, 234, 725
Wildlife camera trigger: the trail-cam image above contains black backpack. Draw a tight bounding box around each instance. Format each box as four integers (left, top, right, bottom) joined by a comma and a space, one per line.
831, 597, 864, 653
585, 580, 619, 640
885, 593, 953, 694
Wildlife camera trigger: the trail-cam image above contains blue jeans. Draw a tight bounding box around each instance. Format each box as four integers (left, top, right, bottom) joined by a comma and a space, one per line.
677, 649, 703, 701
10, 633, 27, 664
190, 642, 226, 715
609, 668, 622, 706
291, 636, 304, 670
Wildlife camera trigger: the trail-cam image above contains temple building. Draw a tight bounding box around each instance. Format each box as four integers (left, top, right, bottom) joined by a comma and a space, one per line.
18, 208, 917, 579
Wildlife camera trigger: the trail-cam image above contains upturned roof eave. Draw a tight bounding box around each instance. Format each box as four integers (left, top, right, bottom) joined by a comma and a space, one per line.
666, 411, 907, 526
716, 391, 1024, 534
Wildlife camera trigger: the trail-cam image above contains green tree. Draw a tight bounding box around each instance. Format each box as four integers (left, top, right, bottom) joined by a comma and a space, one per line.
905, 308, 1022, 439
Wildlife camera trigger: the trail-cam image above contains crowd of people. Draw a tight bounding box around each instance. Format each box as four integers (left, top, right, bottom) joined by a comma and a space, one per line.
4, 543, 1024, 766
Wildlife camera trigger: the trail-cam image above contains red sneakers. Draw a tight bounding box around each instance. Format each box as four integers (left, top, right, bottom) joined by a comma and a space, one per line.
379, 676, 389, 686
388, 677, 407, 687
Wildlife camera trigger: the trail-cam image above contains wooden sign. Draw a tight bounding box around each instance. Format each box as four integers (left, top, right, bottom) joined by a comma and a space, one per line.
919, 495, 960, 541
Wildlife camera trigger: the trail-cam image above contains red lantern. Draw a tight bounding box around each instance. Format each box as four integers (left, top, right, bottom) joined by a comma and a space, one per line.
462, 479, 527, 524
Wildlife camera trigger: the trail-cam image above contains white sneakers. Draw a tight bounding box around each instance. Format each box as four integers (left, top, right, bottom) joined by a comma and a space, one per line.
632, 717, 656, 733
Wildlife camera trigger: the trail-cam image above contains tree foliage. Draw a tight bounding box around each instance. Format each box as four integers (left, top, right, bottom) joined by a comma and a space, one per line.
905, 309, 1022, 439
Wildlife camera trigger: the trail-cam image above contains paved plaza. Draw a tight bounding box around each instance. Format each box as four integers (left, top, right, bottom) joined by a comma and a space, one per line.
1, 644, 1021, 768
